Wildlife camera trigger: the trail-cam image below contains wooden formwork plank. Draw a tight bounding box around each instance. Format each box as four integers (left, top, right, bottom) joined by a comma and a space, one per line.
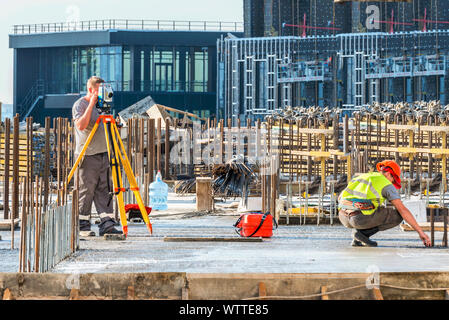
0, 171, 28, 177
164, 237, 263, 242
259, 282, 267, 298
0, 159, 29, 166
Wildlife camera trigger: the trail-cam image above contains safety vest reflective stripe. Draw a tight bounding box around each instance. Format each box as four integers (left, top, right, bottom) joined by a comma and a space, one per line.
353, 178, 381, 199
99, 212, 115, 219
342, 187, 366, 198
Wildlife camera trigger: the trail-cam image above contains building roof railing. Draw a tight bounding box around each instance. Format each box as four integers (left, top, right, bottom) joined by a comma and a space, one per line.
11, 19, 244, 34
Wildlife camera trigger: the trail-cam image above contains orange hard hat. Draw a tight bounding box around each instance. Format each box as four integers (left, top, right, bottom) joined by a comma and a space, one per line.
376, 160, 401, 189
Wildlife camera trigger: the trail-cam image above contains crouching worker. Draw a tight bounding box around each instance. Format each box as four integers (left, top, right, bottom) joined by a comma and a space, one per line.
338, 160, 431, 247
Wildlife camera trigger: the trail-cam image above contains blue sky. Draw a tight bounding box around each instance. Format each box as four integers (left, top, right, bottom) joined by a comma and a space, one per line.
0, 0, 243, 105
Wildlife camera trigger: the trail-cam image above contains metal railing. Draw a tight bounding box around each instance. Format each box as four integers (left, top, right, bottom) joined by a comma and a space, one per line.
365, 55, 447, 79
12, 19, 243, 34
278, 61, 332, 83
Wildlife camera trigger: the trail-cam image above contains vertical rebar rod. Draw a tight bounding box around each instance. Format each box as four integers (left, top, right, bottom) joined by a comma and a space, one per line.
19, 176, 27, 272
165, 118, 170, 179
34, 176, 40, 272
3, 118, 10, 220
44, 117, 50, 210
157, 118, 162, 172
11, 115, 20, 249
149, 119, 155, 183
56, 117, 61, 205
139, 118, 145, 180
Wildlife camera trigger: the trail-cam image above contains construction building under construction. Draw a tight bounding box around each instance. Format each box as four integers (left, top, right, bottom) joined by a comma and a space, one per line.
218, 0, 449, 122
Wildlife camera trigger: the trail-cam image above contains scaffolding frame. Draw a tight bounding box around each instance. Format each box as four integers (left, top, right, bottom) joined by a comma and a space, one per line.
218, 29, 449, 122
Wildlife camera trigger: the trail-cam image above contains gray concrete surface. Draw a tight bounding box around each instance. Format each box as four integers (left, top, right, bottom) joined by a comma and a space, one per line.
2, 210, 449, 274
50, 215, 449, 274
0, 229, 20, 273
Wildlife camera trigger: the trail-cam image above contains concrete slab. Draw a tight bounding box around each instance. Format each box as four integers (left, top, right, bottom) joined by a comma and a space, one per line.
50, 215, 449, 274
0, 229, 20, 272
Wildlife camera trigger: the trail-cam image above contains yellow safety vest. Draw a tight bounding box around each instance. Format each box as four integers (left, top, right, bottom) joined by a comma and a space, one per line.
339, 172, 393, 215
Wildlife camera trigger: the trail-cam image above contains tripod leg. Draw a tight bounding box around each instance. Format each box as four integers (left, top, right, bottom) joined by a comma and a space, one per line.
104, 122, 129, 236
66, 120, 100, 186
112, 123, 153, 234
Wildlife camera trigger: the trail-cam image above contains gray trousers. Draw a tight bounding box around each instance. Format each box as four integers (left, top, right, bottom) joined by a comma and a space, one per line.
77, 152, 115, 232
339, 206, 403, 231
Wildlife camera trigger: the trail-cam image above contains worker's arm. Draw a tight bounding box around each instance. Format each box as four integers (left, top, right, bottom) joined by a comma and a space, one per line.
390, 199, 431, 247
74, 94, 98, 131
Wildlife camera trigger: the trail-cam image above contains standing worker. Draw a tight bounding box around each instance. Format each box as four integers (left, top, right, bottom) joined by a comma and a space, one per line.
338, 160, 431, 247
72, 76, 122, 237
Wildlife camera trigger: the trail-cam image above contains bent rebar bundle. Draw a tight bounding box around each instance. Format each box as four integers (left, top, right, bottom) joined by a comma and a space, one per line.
174, 178, 197, 195
212, 157, 257, 198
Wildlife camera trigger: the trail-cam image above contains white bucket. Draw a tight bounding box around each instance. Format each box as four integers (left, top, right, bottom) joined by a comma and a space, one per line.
238, 197, 262, 213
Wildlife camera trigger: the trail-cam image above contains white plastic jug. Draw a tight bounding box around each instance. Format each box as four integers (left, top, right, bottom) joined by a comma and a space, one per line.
149, 171, 168, 210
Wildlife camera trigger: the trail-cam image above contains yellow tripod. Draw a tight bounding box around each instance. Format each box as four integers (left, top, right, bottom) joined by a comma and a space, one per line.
66, 115, 153, 237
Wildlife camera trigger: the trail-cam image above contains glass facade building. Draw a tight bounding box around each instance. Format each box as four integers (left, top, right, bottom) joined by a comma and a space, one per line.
10, 28, 243, 122
39, 45, 210, 95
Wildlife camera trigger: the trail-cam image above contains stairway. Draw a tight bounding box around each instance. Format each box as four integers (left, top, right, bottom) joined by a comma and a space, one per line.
16, 79, 45, 120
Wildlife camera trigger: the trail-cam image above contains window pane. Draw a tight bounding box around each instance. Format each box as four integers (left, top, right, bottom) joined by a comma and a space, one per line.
123, 46, 131, 91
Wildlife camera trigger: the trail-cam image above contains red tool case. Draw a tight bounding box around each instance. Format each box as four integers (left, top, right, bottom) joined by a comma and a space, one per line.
234, 212, 277, 238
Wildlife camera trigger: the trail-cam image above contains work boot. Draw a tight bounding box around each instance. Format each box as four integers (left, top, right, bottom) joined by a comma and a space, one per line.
361, 227, 379, 237
99, 227, 123, 236
351, 239, 363, 247
80, 220, 95, 237
353, 228, 378, 247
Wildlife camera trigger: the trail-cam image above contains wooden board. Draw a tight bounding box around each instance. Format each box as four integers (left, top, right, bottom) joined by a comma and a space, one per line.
400, 222, 447, 232
259, 282, 267, 298
0, 133, 28, 139
0, 159, 28, 166
0, 219, 20, 231
196, 177, 212, 211
0, 171, 29, 177
164, 237, 263, 242
0, 139, 28, 146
